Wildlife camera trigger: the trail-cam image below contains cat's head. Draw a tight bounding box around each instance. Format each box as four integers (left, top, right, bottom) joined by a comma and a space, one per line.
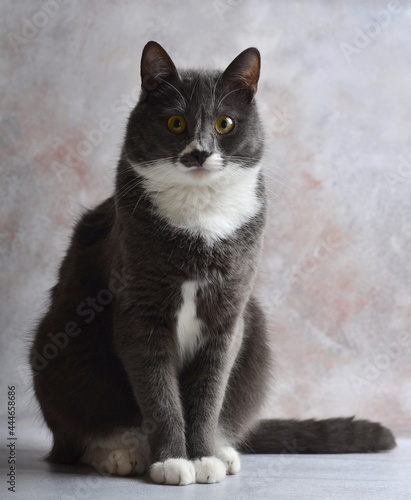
124, 41, 264, 186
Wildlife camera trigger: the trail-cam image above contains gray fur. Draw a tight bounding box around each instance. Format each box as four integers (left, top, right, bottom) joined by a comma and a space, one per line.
29, 42, 395, 475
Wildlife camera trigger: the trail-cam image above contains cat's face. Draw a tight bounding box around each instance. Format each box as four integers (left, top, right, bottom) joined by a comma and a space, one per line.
124, 42, 264, 187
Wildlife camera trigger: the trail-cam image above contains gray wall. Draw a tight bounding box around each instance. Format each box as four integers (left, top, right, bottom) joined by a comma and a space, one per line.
1, 0, 410, 438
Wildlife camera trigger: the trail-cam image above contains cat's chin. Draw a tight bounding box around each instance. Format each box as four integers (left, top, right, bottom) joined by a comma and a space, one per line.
177, 166, 221, 185
185, 167, 214, 179
186, 167, 209, 175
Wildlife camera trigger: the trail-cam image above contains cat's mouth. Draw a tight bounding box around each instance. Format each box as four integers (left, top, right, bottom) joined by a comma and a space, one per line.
184, 166, 212, 177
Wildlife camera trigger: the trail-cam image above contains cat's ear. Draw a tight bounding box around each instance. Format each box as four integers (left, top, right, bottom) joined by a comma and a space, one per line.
220, 48, 261, 100
140, 41, 180, 91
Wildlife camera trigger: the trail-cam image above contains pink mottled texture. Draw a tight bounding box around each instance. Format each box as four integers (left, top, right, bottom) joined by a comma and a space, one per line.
1, 0, 410, 438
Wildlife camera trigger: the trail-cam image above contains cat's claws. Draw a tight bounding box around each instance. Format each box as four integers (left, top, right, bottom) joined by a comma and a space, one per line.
193, 456, 227, 483
150, 458, 196, 485
216, 446, 241, 475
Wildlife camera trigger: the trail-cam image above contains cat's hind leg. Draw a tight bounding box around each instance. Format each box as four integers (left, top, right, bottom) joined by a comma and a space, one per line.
80, 429, 151, 476
82, 448, 140, 476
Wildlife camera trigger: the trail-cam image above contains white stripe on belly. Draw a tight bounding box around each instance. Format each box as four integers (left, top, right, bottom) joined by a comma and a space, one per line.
176, 281, 203, 364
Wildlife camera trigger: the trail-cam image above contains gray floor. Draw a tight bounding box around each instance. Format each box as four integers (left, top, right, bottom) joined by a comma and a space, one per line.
1, 439, 410, 500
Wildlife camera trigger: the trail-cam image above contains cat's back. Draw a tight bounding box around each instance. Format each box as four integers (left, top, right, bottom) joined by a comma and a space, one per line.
31, 197, 116, 359
52, 196, 115, 298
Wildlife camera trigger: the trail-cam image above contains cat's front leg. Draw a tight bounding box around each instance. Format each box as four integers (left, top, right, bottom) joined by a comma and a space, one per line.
183, 321, 243, 484
113, 316, 195, 485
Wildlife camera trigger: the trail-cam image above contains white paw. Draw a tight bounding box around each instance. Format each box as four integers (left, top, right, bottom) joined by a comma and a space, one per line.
150, 458, 196, 485
81, 447, 146, 476
216, 446, 241, 475
193, 456, 227, 484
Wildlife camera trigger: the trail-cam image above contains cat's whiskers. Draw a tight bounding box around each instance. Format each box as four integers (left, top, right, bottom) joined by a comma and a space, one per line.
122, 156, 178, 169
211, 73, 222, 107
114, 178, 146, 207
132, 167, 173, 215
260, 172, 296, 191
189, 77, 199, 103
157, 77, 187, 109
227, 154, 293, 188
111, 158, 180, 214
115, 163, 169, 202
225, 156, 257, 167
217, 86, 243, 108
222, 164, 279, 210
258, 161, 290, 181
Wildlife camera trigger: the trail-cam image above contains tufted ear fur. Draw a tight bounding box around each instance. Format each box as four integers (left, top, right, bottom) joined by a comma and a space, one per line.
219, 47, 261, 101
140, 41, 180, 91
223, 47, 261, 92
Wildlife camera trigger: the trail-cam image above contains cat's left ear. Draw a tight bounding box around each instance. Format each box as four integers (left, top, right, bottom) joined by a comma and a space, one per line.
140, 41, 180, 91
220, 47, 261, 100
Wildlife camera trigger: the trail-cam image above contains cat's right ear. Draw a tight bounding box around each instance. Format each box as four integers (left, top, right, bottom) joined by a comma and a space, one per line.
220, 47, 261, 102
140, 41, 180, 91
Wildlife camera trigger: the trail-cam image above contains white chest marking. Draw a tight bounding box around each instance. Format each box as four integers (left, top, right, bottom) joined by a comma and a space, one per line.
175, 281, 203, 364
130, 157, 262, 244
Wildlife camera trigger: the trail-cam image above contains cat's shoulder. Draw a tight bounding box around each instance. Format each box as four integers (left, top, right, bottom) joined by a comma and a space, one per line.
71, 197, 115, 249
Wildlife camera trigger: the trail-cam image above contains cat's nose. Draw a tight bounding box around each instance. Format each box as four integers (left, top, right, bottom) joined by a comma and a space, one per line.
181, 149, 211, 167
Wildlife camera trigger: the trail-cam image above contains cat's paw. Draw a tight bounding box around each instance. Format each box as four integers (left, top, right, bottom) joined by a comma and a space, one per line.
216, 446, 241, 475
83, 448, 145, 476
193, 456, 227, 484
150, 458, 196, 485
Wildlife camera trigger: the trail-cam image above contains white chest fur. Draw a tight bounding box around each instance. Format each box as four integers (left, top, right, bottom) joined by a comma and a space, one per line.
132, 158, 262, 244
175, 281, 203, 364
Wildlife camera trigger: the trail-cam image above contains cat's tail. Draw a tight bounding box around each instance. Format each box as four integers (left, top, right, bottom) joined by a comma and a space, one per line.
239, 417, 396, 454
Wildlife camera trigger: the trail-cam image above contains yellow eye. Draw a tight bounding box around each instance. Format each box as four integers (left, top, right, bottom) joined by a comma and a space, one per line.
215, 116, 234, 135
167, 115, 186, 134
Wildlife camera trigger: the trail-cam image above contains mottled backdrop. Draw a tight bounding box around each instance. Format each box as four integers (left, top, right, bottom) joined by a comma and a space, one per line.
1, 0, 410, 443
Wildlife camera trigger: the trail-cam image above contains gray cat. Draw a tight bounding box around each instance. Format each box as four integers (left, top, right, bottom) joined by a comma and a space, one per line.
30, 41, 395, 485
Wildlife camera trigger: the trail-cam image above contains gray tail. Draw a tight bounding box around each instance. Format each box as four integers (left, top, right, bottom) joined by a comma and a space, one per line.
239, 417, 396, 454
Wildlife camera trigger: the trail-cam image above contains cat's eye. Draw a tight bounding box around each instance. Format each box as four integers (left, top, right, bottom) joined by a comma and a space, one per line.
215, 116, 234, 135
167, 115, 186, 134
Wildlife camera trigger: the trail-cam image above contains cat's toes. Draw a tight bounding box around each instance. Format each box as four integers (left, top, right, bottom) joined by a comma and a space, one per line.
193, 456, 227, 484
216, 446, 241, 475
132, 451, 147, 475
150, 458, 196, 485
110, 449, 134, 476
98, 449, 137, 476
82, 447, 145, 476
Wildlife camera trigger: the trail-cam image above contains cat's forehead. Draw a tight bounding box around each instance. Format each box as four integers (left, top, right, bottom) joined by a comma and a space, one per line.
180, 70, 222, 109
143, 67, 256, 123
165, 69, 230, 115
179, 69, 221, 91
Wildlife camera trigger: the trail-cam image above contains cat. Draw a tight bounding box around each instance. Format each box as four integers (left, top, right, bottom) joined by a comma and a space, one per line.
30, 41, 396, 486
